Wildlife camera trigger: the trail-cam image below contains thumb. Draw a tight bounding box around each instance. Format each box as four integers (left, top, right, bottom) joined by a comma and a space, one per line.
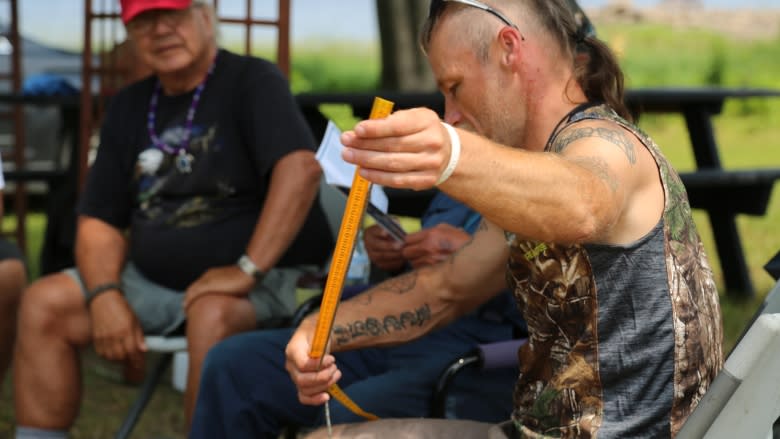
135, 325, 148, 352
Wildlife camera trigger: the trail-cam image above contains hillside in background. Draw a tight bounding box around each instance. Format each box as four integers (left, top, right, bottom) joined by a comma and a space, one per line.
588, 1, 780, 41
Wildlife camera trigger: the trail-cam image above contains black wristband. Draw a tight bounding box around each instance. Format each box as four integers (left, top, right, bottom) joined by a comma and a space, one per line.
86, 282, 123, 306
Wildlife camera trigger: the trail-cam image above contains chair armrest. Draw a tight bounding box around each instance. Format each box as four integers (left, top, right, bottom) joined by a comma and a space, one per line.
430, 338, 528, 418
144, 335, 187, 353
291, 294, 323, 327
479, 338, 527, 370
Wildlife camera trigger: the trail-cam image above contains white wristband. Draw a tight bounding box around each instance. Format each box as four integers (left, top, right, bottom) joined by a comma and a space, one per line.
436, 122, 461, 186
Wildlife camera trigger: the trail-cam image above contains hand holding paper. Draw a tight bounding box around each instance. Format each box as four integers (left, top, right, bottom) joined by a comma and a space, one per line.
315, 121, 389, 213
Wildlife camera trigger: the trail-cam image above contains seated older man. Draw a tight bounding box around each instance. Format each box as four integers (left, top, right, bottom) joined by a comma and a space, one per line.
12, 1, 333, 437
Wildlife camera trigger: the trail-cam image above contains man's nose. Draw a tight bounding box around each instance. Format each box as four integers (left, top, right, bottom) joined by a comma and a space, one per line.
150, 13, 176, 33
443, 102, 462, 126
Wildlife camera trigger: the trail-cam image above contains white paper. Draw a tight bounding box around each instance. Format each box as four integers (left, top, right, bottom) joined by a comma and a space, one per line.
315, 120, 389, 213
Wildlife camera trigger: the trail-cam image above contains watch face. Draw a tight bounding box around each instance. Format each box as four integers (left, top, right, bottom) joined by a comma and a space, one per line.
238, 255, 264, 280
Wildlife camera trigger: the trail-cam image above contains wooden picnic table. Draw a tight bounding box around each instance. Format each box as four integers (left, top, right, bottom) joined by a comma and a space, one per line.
296, 87, 780, 297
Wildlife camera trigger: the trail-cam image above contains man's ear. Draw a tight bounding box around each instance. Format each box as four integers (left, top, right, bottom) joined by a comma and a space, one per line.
497, 27, 522, 67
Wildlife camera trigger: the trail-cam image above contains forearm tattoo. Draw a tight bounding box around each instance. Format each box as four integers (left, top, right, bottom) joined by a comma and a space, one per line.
553, 126, 636, 164
446, 226, 480, 268
375, 270, 418, 294
332, 304, 432, 346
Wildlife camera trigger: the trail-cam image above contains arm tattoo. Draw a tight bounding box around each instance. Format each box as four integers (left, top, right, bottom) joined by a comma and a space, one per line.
332, 304, 432, 346
375, 270, 417, 294
570, 156, 619, 193
553, 126, 636, 164
447, 232, 477, 268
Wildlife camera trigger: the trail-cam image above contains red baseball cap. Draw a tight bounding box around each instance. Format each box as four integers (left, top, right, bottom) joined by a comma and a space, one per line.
120, 0, 193, 24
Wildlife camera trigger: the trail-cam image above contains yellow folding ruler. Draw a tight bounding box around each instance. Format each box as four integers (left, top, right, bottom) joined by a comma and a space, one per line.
308, 97, 394, 422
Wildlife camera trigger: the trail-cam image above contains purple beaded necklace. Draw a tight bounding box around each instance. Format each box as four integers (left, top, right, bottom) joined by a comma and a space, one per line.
147, 56, 217, 173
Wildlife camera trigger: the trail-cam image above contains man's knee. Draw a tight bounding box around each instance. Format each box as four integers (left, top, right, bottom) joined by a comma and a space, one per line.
18, 274, 85, 338
186, 295, 255, 341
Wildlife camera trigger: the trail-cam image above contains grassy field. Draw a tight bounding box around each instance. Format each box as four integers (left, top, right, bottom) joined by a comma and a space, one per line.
1, 21, 780, 438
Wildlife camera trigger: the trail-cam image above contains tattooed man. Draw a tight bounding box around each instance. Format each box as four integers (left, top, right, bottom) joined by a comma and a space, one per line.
286, 1, 724, 438
191, 191, 527, 438
12, 1, 333, 436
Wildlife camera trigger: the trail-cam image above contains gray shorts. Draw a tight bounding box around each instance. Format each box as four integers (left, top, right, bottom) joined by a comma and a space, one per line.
65, 262, 315, 336
0, 237, 23, 262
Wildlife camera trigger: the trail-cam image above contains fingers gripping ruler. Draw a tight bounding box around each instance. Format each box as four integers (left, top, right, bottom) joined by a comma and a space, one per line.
309, 97, 393, 423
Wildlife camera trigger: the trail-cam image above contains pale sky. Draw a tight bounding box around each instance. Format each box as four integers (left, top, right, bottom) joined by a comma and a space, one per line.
9, 0, 780, 51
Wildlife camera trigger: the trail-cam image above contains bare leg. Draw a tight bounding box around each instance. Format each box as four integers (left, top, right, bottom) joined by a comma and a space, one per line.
184, 295, 256, 427
13, 273, 92, 428
0, 258, 26, 385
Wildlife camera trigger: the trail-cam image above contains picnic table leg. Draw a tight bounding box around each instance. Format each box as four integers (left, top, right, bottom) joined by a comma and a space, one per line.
683, 108, 755, 298
709, 213, 755, 297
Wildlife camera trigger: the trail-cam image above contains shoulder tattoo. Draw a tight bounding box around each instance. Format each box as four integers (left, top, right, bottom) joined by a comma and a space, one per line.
553, 126, 637, 165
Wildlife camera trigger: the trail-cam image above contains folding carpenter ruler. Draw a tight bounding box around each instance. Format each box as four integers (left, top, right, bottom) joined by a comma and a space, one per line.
309, 97, 394, 423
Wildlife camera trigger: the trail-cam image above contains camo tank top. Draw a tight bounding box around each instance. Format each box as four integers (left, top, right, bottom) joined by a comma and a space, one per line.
506, 104, 723, 438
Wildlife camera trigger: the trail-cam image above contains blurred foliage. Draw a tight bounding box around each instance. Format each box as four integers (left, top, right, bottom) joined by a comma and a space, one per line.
600, 23, 780, 121
290, 42, 380, 93
230, 41, 381, 93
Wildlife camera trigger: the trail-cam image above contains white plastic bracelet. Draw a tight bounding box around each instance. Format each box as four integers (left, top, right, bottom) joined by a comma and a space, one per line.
436, 122, 461, 186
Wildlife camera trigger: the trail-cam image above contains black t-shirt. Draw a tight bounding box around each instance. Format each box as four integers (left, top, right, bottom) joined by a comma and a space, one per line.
78, 50, 333, 290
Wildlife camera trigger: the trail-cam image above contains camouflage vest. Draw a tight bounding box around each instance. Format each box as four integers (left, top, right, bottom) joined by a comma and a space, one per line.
507, 104, 723, 438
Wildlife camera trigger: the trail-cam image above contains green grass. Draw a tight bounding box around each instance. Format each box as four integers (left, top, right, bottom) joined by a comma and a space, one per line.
2, 22, 780, 438
1, 350, 188, 439
290, 42, 381, 93
600, 23, 780, 90
2, 214, 45, 280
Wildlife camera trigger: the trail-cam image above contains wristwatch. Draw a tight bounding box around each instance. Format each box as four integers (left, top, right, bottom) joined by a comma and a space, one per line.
237, 254, 266, 283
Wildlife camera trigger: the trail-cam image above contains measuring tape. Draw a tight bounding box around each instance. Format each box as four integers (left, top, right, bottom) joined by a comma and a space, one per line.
309, 97, 394, 421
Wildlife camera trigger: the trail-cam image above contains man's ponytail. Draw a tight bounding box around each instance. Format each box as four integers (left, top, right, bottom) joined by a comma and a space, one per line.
575, 36, 631, 121
529, 0, 632, 121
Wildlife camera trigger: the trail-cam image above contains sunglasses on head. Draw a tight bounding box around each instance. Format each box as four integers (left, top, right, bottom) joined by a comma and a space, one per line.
428, 0, 524, 39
